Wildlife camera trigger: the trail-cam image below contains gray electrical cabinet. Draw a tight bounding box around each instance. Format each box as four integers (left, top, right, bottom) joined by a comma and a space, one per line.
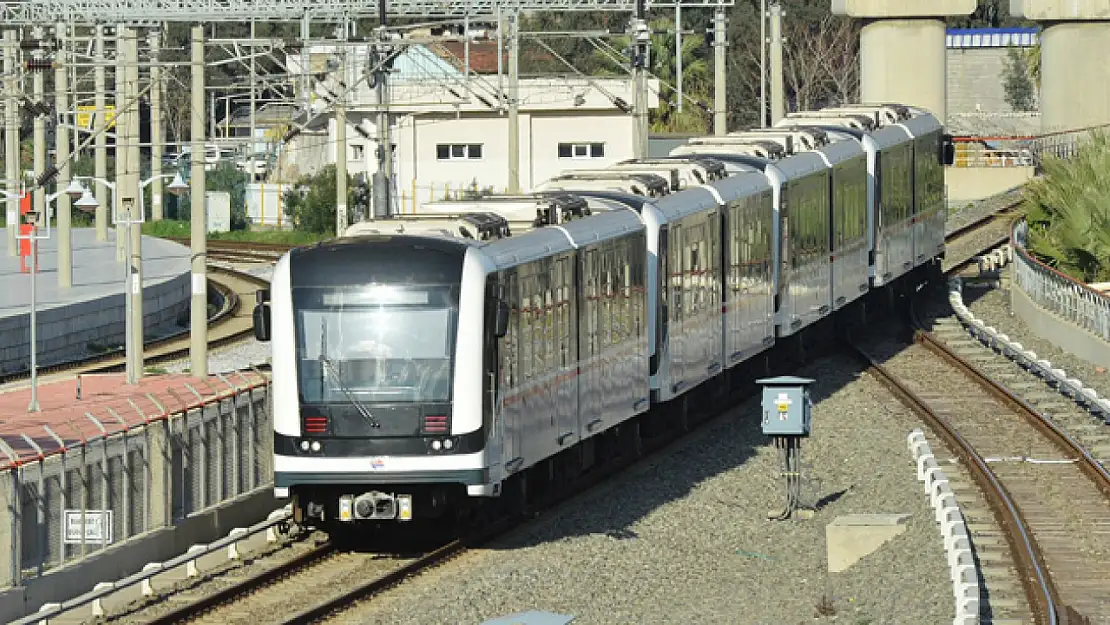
757, 376, 814, 436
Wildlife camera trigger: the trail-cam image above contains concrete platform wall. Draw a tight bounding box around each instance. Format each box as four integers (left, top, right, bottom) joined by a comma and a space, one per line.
0, 272, 190, 373
945, 166, 1035, 207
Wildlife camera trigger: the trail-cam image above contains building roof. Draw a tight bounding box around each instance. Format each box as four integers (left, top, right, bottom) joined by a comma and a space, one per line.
946, 27, 1038, 49
429, 40, 556, 75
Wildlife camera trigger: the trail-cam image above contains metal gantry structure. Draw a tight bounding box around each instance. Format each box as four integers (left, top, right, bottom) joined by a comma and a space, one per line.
2, 0, 735, 391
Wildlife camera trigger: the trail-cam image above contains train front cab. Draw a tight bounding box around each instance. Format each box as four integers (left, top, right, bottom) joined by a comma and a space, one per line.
259, 238, 506, 527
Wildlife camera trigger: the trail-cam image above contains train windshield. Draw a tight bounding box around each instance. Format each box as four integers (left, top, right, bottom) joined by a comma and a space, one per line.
293, 284, 458, 404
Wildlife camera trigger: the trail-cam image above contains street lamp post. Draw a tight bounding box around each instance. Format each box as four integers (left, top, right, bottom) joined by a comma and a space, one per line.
17, 189, 64, 412
70, 172, 188, 384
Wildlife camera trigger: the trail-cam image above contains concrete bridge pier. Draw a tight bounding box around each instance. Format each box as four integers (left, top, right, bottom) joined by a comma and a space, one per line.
832, 0, 976, 124
1011, 1, 1110, 132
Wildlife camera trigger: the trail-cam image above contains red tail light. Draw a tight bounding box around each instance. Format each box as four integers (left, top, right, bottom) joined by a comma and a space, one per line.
304, 416, 328, 434
424, 415, 448, 434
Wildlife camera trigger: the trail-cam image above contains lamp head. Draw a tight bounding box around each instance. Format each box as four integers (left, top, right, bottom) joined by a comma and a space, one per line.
74, 190, 98, 212
64, 178, 86, 201
167, 173, 189, 196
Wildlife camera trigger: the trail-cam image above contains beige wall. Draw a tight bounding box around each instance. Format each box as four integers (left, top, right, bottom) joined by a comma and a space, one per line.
860, 19, 949, 122
393, 110, 639, 211
945, 166, 1034, 206
1040, 22, 1110, 131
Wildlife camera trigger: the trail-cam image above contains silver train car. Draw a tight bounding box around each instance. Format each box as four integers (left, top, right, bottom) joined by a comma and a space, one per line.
253, 102, 952, 528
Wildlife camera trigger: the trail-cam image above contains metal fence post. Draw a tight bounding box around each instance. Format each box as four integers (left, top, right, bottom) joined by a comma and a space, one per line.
0, 467, 20, 587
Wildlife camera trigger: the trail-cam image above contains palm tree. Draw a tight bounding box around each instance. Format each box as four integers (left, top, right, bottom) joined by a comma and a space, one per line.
1025, 131, 1110, 282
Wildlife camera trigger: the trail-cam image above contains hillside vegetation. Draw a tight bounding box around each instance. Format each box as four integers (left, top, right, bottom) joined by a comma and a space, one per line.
1023, 132, 1110, 283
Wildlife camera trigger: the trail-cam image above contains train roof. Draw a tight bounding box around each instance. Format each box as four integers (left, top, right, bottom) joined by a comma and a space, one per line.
558, 206, 645, 247
479, 225, 575, 268
652, 185, 719, 223
817, 137, 866, 165
897, 112, 943, 138
710, 169, 773, 203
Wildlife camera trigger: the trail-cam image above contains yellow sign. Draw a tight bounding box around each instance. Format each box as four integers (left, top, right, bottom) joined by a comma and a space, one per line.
76, 105, 116, 131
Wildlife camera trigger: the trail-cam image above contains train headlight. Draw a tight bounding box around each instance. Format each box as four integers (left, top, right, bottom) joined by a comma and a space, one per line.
299, 440, 310, 452
310, 441, 322, 452
443, 438, 454, 450
431, 440, 442, 451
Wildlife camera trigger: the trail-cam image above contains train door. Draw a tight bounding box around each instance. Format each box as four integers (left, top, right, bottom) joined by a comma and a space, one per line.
554, 256, 578, 446
502, 272, 520, 473
669, 224, 685, 389
579, 249, 600, 429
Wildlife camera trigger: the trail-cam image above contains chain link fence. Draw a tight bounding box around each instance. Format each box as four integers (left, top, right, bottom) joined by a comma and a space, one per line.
0, 372, 271, 589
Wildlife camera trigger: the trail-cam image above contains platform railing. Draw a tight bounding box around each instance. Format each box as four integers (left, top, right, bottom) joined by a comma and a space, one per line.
1012, 220, 1110, 343
0, 369, 272, 590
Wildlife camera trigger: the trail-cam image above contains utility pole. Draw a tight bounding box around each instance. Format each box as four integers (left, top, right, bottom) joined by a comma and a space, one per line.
631, 7, 650, 159
769, 3, 784, 125
55, 24, 72, 288
4, 32, 18, 257
713, 8, 727, 135
336, 46, 348, 235
150, 29, 163, 221
94, 25, 109, 242
506, 11, 520, 192
760, 0, 767, 127
114, 26, 126, 261
189, 25, 207, 378
126, 27, 144, 379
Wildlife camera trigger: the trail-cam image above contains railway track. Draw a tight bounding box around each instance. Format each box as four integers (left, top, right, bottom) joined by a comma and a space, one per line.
943, 200, 1021, 275
849, 299, 1110, 624
165, 238, 296, 264
0, 265, 269, 387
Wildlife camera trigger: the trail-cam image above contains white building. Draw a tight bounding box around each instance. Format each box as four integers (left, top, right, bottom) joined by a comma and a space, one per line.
280, 39, 659, 213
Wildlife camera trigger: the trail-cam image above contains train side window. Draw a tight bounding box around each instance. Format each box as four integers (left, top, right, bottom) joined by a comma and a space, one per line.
521, 273, 533, 381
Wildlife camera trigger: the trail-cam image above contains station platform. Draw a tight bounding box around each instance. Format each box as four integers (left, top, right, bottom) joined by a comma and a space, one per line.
0, 227, 191, 375
0, 370, 267, 468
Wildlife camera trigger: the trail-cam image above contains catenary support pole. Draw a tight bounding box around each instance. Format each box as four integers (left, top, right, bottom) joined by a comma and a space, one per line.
150, 29, 163, 221
507, 11, 520, 193
336, 48, 348, 235
713, 8, 727, 135
55, 23, 72, 289
675, 5, 682, 113
760, 0, 766, 127
632, 5, 649, 158
94, 25, 109, 242
4, 32, 18, 257
33, 63, 44, 234
126, 27, 144, 379
769, 3, 784, 125
190, 25, 207, 378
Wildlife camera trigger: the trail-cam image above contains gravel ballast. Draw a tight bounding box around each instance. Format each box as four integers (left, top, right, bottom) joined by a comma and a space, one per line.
330, 354, 951, 625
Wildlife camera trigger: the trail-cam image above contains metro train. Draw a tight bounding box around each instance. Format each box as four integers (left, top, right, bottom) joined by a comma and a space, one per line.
252, 103, 954, 529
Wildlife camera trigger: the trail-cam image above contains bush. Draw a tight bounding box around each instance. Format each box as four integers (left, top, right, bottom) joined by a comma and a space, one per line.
1023, 131, 1110, 283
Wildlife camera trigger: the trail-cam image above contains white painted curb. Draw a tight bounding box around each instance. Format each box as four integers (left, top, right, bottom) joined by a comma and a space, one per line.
907, 429, 981, 625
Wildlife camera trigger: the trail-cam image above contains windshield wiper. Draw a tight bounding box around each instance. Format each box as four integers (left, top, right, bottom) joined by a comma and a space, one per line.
319, 355, 381, 429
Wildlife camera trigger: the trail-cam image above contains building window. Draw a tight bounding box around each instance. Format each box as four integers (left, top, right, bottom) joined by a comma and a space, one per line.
436, 143, 483, 161
558, 142, 605, 159
352, 144, 364, 160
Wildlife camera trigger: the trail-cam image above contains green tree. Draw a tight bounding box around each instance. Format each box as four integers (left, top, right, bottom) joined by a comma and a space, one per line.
1024, 132, 1110, 283
282, 165, 355, 235
171, 161, 250, 229
1026, 41, 1041, 90
1002, 47, 1036, 112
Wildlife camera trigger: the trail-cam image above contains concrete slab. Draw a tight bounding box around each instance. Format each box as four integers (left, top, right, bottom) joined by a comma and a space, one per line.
482, 612, 576, 625
0, 227, 190, 374
1010, 0, 1110, 20
832, 0, 976, 18
0, 370, 266, 467
826, 513, 911, 573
